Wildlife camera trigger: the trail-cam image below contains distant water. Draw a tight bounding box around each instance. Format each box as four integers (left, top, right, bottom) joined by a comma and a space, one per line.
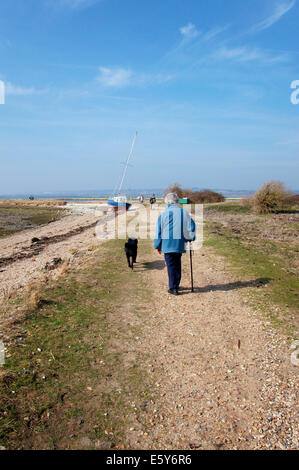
0, 188, 257, 200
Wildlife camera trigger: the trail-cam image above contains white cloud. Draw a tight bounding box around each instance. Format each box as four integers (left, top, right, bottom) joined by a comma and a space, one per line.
96, 67, 174, 89
138, 73, 174, 87
179, 23, 199, 40
5, 82, 46, 96
166, 21, 289, 68
215, 46, 249, 61
46, 0, 101, 9
179, 23, 229, 43
203, 25, 230, 41
251, 0, 296, 33
97, 67, 133, 88
213, 45, 288, 64
164, 23, 200, 62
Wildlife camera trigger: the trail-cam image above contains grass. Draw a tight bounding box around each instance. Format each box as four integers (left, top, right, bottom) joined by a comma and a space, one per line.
205, 221, 299, 337
0, 206, 67, 238
204, 202, 251, 213
0, 239, 153, 450
204, 201, 299, 215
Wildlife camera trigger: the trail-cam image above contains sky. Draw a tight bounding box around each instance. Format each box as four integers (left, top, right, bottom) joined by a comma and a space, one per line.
0, 0, 298, 194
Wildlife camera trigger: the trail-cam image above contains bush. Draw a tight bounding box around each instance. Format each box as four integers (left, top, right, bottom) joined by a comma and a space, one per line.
252, 181, 292, 214
164, 184, 225, 203
284, 194, 299, 207
163, 183, 184, 198
191, 190, 225, 203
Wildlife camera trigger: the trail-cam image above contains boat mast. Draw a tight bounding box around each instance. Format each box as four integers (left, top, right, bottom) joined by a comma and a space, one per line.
118, 131, 138, 195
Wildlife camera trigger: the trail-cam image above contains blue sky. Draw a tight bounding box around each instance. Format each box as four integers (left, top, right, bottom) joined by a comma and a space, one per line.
0, 0, 298, 194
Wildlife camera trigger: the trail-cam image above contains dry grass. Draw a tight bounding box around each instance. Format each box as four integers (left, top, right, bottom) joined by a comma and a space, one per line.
241, 197, 253, 207
87, 245, 98, 251
22, 279, 49, 313
0, 264, 72, 341
58, 261, 70, 276
0, 199, 67, 207
25, 291, 41, 312
0, 370, 16, 386
284, 194, 299, 207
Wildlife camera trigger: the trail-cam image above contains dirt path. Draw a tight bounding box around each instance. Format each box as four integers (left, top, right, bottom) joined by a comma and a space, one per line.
125, 246, 298, 450
0, 204, 298, 449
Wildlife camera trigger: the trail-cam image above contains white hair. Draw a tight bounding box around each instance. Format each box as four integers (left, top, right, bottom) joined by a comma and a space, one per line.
165, 192, 179, 204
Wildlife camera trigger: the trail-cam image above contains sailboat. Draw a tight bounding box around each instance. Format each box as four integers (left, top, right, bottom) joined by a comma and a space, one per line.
108, 132, 138, 211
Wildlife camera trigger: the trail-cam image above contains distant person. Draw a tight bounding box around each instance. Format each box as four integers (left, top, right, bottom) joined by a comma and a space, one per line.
150, 194, 156, 209
138, 194, 144, 203
154, 193, 196, 296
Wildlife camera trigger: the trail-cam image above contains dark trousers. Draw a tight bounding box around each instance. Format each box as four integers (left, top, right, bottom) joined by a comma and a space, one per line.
164, 253, 182, 290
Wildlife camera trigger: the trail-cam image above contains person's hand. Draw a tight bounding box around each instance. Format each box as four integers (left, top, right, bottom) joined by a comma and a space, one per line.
157, 249, 161, 254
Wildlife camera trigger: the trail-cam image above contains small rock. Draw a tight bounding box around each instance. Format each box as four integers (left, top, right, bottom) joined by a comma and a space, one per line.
43, 258, 63, 271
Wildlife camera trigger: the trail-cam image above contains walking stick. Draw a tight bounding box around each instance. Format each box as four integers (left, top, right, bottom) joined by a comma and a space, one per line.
189, 241, 194, 293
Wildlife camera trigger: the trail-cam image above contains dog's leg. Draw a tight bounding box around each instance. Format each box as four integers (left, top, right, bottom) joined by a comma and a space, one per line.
126, 253, 131, 268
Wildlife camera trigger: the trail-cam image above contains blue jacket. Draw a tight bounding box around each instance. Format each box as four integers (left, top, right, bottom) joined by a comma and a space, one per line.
154, 204, 196, 254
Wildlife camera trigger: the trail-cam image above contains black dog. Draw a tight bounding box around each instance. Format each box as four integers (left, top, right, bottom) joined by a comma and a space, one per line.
124, 238, 138, 270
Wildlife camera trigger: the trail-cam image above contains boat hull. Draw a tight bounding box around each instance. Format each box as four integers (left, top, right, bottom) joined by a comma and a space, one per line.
108, 199, 131, 210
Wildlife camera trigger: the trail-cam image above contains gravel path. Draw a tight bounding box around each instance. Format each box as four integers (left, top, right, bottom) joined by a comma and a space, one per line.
0, 203, 297, 449
127, 248, 298, 449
